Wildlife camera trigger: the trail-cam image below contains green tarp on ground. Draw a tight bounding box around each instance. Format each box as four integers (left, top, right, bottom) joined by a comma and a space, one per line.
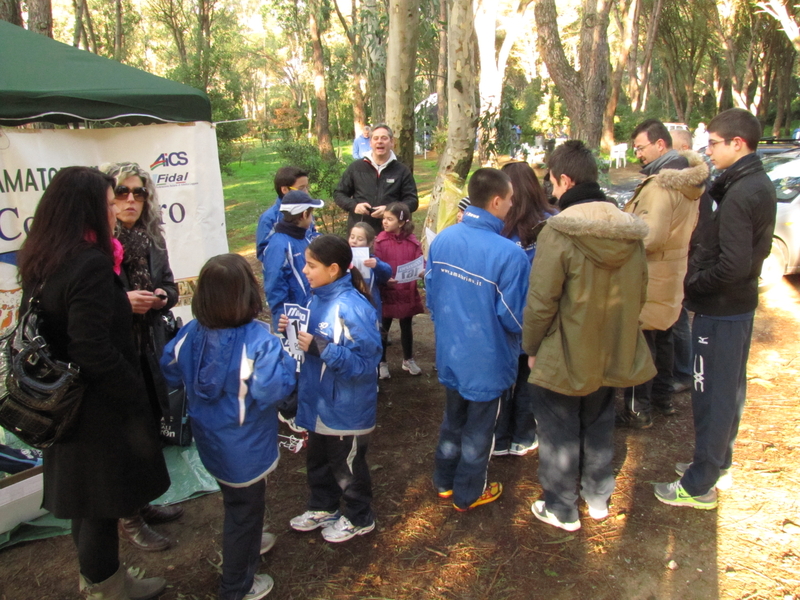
0, 21, 211, 126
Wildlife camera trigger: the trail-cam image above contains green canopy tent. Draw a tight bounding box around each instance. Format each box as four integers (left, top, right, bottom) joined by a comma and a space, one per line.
0, 21, 211, 126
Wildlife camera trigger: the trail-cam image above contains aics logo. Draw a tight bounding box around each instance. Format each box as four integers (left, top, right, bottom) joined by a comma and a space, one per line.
150, 152, 188, 169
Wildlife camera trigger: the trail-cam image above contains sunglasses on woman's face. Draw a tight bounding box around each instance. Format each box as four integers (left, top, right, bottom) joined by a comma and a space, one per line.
114, 185, 149, 202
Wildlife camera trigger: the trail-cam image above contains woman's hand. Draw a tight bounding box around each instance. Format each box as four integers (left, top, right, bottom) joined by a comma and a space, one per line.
127, 290, 158, 314
363, 258, 377, 268
297, 331, 314, 352
152, 288, 168, 310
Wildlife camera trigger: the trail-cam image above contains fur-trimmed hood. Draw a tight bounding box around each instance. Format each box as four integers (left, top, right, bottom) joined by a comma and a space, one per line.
641, 150, 708, 201
547, 201, 648, 269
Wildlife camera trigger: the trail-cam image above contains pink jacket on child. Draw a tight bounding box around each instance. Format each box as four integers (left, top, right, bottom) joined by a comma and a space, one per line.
374, 230, 425, 319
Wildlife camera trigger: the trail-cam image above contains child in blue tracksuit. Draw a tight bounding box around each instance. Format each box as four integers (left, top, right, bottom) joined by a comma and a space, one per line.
348, 222, 392, 315
279, 235, 382, 544
255, 167, 315, 261
160, 254, 297, 600
261, 190, 324, 324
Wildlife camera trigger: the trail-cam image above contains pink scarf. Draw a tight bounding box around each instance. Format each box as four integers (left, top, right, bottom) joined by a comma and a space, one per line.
84, 231, 125, 275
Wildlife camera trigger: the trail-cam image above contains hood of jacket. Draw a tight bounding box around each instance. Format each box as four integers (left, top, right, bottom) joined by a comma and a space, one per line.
191, 326, 241, 402
547, 201, 648, 270
641, 150, 708, 202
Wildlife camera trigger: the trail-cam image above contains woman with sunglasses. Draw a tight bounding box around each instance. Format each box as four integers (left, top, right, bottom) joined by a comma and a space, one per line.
100, 162, 183, 552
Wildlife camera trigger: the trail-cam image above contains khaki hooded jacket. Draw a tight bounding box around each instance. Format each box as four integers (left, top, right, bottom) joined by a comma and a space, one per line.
624, 151, 709, 330
523, 201, 656, 396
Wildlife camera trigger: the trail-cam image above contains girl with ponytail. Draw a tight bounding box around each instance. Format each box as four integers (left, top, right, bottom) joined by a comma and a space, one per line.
279, 234, 383, 543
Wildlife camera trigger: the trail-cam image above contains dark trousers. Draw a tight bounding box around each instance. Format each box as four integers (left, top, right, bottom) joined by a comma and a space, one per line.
623, 328, 674, 413
681, 314, 753, 496
533, 385, 615, 523
218, 478, 266, 600
433, 388, 503, 509
72, 518, 119, 584
381, 317, 413, 361
494, 355, 537, 451
306, 431, 374, 527
672, 307, 693, 384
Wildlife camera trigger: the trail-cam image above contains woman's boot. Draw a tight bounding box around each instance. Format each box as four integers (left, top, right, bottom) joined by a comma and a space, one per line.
79, 565, 129, 600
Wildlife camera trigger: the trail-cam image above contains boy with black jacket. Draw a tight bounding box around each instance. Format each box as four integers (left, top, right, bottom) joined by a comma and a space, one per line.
655, 108, 776, 509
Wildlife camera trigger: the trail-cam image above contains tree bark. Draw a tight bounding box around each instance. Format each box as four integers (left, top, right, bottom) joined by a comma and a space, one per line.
72, 0, 84, 46
386, 0, 421, 169
758, 0, 800, 54
309, 0, 336, 160
114, 0, 123, 61
364, 0, 387, 122
534, 0, 610, 148
0, 0, 22, 26
602, 0, 639, 152
633, 0, 663, 112
27, 0, 52, 37
475, 0, 533, 164
333, 0, 369, 135
426, 0, 477, 243
435, 0, 447, 130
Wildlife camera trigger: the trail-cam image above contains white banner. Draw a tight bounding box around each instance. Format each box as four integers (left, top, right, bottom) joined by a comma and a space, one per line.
0, 122, 228, 325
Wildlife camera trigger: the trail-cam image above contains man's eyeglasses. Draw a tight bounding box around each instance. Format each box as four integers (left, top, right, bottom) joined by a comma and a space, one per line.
114, 185, 149, 202
706, 138, 731, 149
633, 141, 654, 154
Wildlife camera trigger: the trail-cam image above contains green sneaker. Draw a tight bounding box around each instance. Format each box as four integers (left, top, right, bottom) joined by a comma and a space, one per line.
675, 462, 733, 491
654, 480, 718, 509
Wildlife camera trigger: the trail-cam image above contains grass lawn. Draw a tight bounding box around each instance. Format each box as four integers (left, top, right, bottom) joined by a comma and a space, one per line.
222, 140, 442, 254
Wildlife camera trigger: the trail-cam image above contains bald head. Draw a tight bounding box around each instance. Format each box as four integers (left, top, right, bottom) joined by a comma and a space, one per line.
672, 129, 692, 152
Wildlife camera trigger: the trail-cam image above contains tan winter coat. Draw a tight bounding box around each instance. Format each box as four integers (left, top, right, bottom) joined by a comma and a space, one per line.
623, 151, 708, 330
523, 201, 656, 396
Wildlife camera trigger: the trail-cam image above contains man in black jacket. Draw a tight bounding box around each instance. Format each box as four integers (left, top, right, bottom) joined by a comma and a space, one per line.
655, 108, 776, 510
334, 124, 419, 232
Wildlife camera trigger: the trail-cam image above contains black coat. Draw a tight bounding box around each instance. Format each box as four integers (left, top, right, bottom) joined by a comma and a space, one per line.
118, 241, 179, 418
29, 248, 170, 519
684, 153, 776, 316
333, 157, 419, 232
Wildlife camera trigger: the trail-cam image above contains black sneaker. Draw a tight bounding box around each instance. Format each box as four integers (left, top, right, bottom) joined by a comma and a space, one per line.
652, 398, 677, 416
615, 410, 653, 429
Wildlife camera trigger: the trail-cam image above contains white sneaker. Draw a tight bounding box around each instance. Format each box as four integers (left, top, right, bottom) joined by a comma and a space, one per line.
278, 413, 306, 433
289, 510, 340, 532
243, 574, 274, 600
260, 531, 276, 554
531, 500, 581, 531
675, 462, 733, 490
509, 437, 539, 456
379, 362, 391, 379
320, 515, 375, 543
402, 358, 422, 375
588, 505, 609, 520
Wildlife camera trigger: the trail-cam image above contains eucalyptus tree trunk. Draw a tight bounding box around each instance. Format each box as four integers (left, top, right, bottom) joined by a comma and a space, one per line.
425, 0, 477, 242
332, 0, 368, 134
435, 0, 447, 130
534, 0, 611, 148
386, 0, 421, 169
364, 0, 387, 122
602, 0, 639, 152
475, 0, 532, 165
309, 0, 336, 160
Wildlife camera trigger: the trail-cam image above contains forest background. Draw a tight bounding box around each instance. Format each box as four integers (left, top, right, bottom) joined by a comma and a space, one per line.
3, 0, 800, 216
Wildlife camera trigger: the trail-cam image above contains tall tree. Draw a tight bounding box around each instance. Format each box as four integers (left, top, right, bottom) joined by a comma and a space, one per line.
363, 0, 387, 122
28, 0, 52, 37
534, 0, 611, 148
629, 0, 663, 112
434, 0, 447, 130
385, 0, 421, 168
601, 0, 639, 151
333, 0, 368, 135
758, 0, 800, 53
0, 0, 22, 25
426, 0, 477, 238
475, 0, 533, 164
309, 0, 336, 159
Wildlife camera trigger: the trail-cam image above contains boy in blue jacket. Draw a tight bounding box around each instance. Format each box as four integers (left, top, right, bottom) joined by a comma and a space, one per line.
255, 167, 315, 261
426, 168, 531, 511
261, 190, 324, 323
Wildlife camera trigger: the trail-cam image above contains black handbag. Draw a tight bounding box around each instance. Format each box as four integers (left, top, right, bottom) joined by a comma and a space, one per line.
157, 311, 192, 446
0, 291, 85, 449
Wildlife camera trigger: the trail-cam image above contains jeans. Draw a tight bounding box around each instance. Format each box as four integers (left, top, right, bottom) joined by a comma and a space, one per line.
533, 385, 616, 523
219, 478, 266, 600
494, 355, 537, 450
433, 387, 503, 508
306, 431, 374, 527
681, 314, 753, 496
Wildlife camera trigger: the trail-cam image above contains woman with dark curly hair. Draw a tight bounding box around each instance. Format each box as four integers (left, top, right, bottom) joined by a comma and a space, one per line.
100, 162, 183, 552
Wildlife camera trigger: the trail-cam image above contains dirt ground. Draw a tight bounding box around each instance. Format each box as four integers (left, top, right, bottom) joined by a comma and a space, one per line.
1, 270, 800, 600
